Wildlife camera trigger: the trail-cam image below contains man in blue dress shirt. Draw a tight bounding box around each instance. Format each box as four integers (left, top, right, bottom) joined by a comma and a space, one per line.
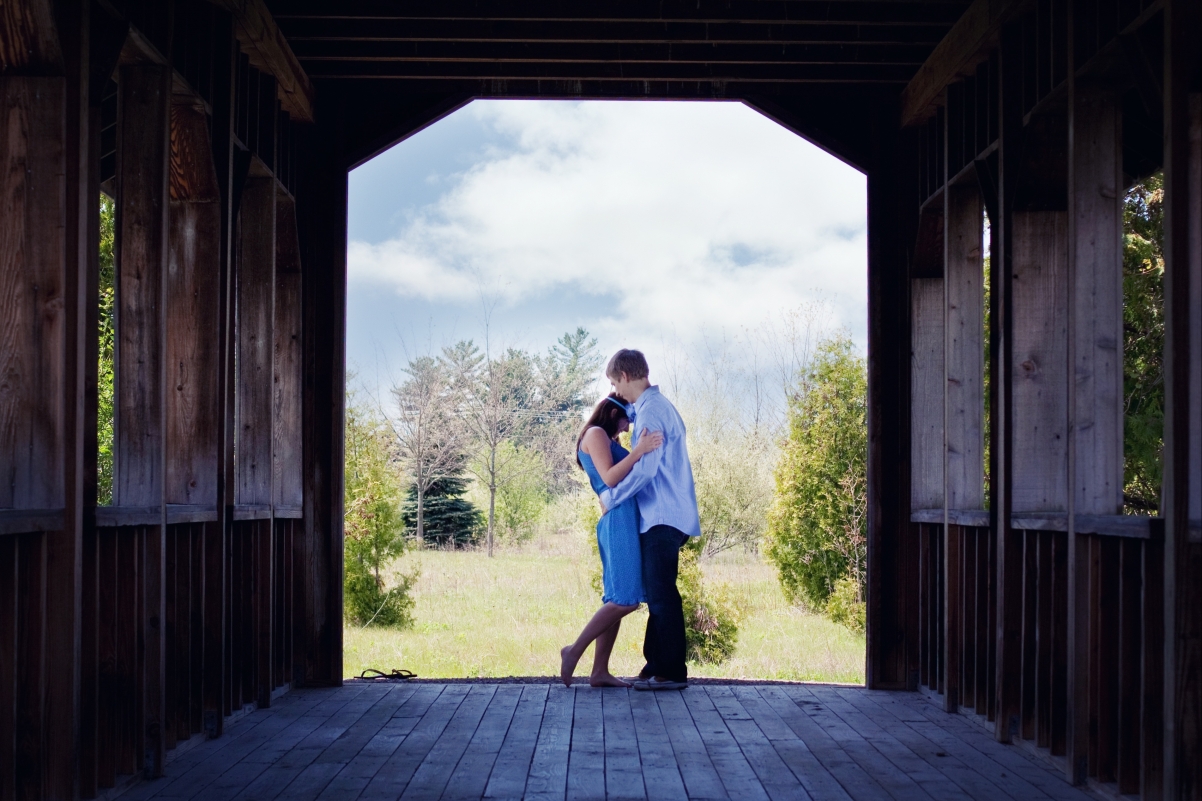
599, 349, 701, 690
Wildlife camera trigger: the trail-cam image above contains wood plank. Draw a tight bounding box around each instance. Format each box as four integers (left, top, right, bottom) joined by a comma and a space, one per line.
1010, 211, 1069, 513
522, 685, 574, 801
626, 685, 688, 801
273, 193, 303, 512
116, 527, 138, 775
166, 103, 222, 507
164, 529, 178, 751
682, 683, 764, 793
732, 686, 851, 801
1049, 531, 1067, 755
1140, 533, 1164, 798
600, 689, 646, 801
653, 689, 728, 800
961, 527, 977, 710
189, 525, 204, 735
1094, 538, 1119, 782
359, 684, 469, 800
841, 687, 1028, 798
0, 537, 16, 801
944, 521, 961, 711
0, 77, 67, 511
786, 686, 937, 801
14, 533, 46, 800
1034, 531, 1052, 748
756, 686, 893, 801
704, 687, 807, 801
944, 180, 985, 512
441, 684, 522, 800
402, 683, 497, 801
900, 0, 1024, 126
1115, 539, 1141, 794
236, 177, 277, 507
97, 527, 117, 787
1020, 531, 1036, 741
210, 0, 314, 122
911, 276, 945, 512
114, 64, 169, 509
484, 683, 549, 800
566, 687, 604, 801
1068, 81, 1123, 518
257, 518, 274, 708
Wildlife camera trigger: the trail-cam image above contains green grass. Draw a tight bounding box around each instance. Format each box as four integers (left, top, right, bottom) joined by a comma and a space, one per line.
343, 531, 865, 684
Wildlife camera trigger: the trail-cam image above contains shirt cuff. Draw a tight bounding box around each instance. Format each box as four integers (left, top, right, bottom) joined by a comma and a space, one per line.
600, 489, 613, 508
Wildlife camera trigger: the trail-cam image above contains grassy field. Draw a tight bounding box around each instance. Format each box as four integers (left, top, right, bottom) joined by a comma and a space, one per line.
343, 531, 865, 684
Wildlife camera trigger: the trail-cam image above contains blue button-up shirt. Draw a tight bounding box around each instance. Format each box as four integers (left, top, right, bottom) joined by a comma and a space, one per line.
600, 386, 701, 538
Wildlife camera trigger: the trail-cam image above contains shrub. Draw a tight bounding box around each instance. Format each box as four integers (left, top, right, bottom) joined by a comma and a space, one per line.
679, 543, 739, 665
765, 333, 868, 618
826, 576, 865, 633
344, 393, 417, 628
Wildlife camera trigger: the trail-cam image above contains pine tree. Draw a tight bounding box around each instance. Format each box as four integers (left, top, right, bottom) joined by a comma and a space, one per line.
403, 469, 484, 547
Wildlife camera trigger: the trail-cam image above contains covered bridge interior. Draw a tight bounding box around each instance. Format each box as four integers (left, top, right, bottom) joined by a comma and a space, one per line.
0, 0, 1199, 799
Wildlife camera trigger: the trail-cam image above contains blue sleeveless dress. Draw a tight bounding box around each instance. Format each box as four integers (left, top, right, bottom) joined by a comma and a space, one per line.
579, 439, 646, 606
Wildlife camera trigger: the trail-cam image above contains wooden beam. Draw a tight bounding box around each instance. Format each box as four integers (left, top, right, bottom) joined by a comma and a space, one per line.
115, 62, 170, 778
944, 180, 985, 512
297, 116, 346, 686
1068, 82, 1123, 518
277, 17, 952, 45
0, 0, 62, 73
272, 0, 968, 26
299, 59, 920, 83
1162, 0, 1202, 793
208, 0, 314, 122
167, 103, 222, 507
288, 39, 935, 66
900, 0, 1029, 127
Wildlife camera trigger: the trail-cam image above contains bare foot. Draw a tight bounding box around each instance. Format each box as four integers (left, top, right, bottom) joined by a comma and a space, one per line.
589, 672, 632, 688
560, 646, 577, 687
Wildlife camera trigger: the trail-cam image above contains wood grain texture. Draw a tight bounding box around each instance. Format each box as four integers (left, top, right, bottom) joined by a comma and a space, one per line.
114, 64, 169, 507
944, 181, 985, 512
210, 0, 313, 122
236, 177, 276, 507
0, 0, 62, 73
0, 78, 66, 512
167, 104, 222, 506
1068, 82, 1123, 517
1010, 211, 1069, 513
911, 276, 945, 511
273, 192, 302, 510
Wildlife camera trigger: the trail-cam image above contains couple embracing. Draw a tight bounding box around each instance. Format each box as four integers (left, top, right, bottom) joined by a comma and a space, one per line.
560, 349, 700, 691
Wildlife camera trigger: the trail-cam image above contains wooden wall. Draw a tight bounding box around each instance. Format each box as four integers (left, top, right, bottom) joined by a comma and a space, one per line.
0, 2, 328, 798
904, 1, 1201, 798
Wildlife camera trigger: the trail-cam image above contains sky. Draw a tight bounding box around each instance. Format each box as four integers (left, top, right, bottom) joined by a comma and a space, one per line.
346, 99, 868, 401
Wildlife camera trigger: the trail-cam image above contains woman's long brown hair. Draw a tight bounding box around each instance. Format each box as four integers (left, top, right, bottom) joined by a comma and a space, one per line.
575, 394, 630, 469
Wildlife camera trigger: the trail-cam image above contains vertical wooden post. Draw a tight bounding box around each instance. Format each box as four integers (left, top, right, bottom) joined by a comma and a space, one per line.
115, 62, 170, 778
1162, 0, 1202, 796
237, 176, 276, 707
298, 117, 348, 686
1065, 74, 1124, 787
204, 8, 236, 739
274, 194, 303, 517
866, 108, 918, 690
993, 19, 1022, 744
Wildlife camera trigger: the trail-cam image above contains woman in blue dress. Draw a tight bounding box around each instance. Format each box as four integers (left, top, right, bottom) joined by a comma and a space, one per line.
560, 394, 663, 687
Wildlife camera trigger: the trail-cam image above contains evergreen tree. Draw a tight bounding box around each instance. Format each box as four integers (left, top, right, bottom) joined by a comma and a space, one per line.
403, 469, 484, 547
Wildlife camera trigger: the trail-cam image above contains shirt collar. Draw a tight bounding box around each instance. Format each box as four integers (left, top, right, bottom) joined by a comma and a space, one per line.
633, 385, 659, 415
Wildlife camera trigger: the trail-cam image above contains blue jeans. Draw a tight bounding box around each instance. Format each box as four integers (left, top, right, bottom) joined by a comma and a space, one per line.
639, 525, 689, 683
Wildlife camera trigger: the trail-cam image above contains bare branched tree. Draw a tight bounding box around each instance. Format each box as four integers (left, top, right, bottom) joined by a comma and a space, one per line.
445, 339, 548, 557
387, 355, 467, 542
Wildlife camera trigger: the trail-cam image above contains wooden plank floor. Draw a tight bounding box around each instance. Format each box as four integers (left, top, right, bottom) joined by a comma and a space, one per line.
117, 683, 1096, 801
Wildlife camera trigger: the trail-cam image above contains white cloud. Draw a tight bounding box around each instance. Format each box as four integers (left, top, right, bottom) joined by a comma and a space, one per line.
348, 99, 867, 350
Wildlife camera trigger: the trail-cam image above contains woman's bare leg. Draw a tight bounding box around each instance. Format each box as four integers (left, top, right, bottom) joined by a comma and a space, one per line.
589, 621, 628, 687
560, 602, 637, 686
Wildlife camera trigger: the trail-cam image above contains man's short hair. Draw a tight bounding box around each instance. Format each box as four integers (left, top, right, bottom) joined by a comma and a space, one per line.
606, 349, 649, 381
